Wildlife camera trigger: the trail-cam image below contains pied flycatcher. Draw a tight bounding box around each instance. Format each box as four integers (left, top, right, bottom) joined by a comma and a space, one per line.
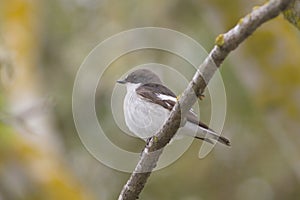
117, 69, 230, 146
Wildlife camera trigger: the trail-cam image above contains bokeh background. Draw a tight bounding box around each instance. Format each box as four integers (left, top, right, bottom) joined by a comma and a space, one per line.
1, 0, 300, 199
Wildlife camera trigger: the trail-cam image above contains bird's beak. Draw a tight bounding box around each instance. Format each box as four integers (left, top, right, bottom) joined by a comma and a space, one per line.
116, 79, 126, 84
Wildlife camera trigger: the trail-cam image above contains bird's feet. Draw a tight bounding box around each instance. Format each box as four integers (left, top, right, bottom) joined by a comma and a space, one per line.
199, 94, 205, 100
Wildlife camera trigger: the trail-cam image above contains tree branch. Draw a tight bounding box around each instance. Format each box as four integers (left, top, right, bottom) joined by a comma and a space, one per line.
283, 0, 300, 30
118, 0, 292, 199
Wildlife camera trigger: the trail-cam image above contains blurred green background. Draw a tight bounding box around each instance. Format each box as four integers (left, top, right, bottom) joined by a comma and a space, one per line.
1, 0, 300, 199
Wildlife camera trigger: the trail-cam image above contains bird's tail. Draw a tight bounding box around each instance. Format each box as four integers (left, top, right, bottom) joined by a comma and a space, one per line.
216, 135, 231, 146
195, 134, 230, 146
185, 122, 231, 146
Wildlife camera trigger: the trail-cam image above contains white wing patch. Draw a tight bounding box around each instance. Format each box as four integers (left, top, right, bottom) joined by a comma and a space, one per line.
156, 93, 177, 102
156, 93, 196, 113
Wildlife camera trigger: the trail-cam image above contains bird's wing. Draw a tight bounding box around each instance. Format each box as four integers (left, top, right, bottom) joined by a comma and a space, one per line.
136, 83, 210, 129
136, 83, 230, 146
136, 83, 177, 110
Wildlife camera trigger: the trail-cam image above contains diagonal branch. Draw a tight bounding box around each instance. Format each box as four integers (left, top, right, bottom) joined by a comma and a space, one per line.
118, 0, 292, 199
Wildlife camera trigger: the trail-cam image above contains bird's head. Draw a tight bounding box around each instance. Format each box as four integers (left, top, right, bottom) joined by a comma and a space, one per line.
117, 69, 162, 85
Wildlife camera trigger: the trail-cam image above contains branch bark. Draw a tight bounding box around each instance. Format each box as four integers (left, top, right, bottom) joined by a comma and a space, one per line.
118, 0, 292, 199
283, 0, 300, 30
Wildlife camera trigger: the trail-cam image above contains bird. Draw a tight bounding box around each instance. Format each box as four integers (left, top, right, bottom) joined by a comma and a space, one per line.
117, 69, 230, 146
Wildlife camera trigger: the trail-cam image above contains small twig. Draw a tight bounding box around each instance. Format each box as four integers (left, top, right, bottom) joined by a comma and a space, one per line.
118, 0, 292, 199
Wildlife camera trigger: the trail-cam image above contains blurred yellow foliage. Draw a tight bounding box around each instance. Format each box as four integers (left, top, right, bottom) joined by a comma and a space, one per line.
0, 0, 94, 199
243, 16, 300, 119
0, 123, 94, 200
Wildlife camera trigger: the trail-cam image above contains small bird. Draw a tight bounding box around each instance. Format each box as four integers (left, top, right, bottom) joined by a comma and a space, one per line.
117, 69, 230, 146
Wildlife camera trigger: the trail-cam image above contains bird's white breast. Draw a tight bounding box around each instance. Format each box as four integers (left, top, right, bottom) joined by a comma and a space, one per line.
123, 83, 170, 140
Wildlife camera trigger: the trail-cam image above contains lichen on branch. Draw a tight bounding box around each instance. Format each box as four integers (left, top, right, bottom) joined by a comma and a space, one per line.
283, 0, 300, 30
